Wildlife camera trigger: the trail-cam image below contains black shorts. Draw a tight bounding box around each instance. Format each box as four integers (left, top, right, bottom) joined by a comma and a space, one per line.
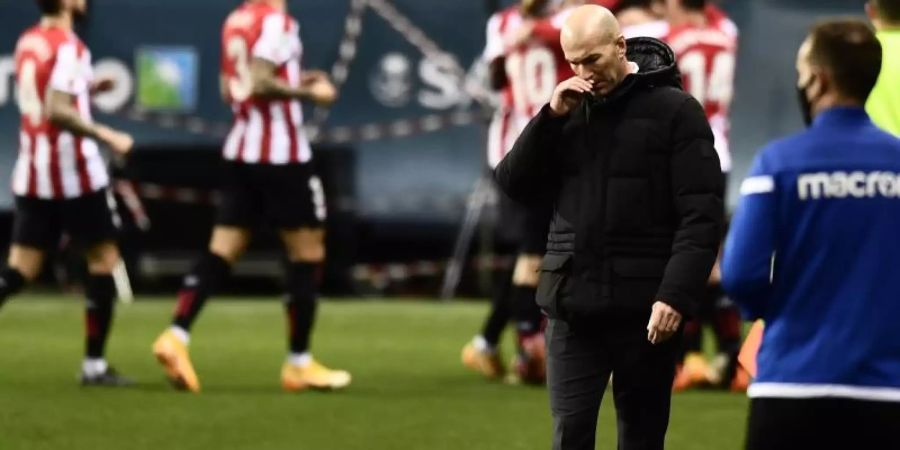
12, 189, 120, 249
746, 397, 900, 450
496, 187, 551, 255
216, 162, 326, 229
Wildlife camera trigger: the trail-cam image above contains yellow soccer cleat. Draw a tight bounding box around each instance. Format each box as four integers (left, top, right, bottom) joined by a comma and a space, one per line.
281, 360, 352, 392
152, 329, 200, 393
461, 340, 506, 380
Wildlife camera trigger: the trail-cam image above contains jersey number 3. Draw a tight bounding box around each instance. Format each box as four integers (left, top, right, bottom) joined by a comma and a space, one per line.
227, 36, 253, 102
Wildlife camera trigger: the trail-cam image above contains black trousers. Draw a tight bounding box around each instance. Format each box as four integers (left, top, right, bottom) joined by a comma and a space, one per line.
546, 314, 681, 450
746, 397, 900, 450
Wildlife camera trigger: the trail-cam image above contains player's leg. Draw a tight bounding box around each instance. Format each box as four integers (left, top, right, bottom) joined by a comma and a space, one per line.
708, 293, 743, 388
80, 240, 130, 386
280, 227, 324, 367
673, 299, 709, 391
0, 246, 45, 309
509, 200, 551, 384
509, 253, 546, 383
0, 197, 58, 309
461, 263, 511, 380
170, 226, 250, 333
153, 163, 254, 392
269, 167, 349, 391
461, 191, 516, 380
63, 190, 131, 386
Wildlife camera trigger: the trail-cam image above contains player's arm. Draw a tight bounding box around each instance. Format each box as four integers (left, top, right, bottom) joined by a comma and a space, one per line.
249, 13, 336, 105
219, 74, 230, 104
721, 151, 777, 320
249, 58, 336, 105
483, 13, 508, 90
46, 91, 132, 155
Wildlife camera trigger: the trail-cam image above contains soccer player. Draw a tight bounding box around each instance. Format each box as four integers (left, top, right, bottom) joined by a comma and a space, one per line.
615, 0, 669, 38
461, 0, 577, 385
723, 20, 900, 449
616, 0, 737, 40
0, 0, 135, 386
662, 0, 744, 391
151, 0, 349, 393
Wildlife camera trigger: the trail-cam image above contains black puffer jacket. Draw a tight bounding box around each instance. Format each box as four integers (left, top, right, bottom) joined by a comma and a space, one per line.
495, 38, 723, 323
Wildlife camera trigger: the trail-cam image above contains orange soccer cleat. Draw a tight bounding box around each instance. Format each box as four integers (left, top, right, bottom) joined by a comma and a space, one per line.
461, 338, 506, 380
152, 329, 200, 393
281, 359, 352, 392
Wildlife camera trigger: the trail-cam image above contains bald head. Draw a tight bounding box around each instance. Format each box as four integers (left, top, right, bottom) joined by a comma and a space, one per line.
560, 5, 630, 96
561, 5, 621, 49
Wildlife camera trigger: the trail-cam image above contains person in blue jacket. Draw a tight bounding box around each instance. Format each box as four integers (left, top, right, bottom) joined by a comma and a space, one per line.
722, 19, 900, 450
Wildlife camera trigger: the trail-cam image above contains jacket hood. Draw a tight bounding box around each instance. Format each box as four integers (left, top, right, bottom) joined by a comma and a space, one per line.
626, 37, 681, 89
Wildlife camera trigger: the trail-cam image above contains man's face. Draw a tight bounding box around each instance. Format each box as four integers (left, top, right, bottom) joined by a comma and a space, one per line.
563, 34, 626, 96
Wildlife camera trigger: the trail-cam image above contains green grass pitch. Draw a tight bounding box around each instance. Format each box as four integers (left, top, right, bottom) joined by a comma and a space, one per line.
0, 295, 748, 450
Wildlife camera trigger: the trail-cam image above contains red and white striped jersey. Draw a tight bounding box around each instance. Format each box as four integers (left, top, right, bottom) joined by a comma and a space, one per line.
622, 5, 738, 40
221, 1, 312, 165
484, 7, 575, 169
12, 25, 108, 200
664, 20, 738, 173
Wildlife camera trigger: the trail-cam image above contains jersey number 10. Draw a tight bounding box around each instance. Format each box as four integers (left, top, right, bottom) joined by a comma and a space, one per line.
505, 47, 556, 114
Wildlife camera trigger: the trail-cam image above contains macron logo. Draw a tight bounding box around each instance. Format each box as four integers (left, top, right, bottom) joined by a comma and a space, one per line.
797, 171, 900, 200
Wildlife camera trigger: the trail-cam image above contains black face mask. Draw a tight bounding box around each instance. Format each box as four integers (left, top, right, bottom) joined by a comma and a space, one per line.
797, 77, 821, 127
796, 78, 817, 127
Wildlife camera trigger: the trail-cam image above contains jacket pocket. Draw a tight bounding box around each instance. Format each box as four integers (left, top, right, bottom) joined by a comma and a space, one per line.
610, 257, 668, 309
535, 253, 572, 319
605, 178, 650, 232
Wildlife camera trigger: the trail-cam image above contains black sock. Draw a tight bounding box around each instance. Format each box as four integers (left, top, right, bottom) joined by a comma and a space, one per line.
0, 267, 26, 308
481, 269, 512, 348
285, 262, 319, 355
511, 284, 543, 340
714, 294, 743, 382
85, 274, 116, 359
172, 252, 231, 331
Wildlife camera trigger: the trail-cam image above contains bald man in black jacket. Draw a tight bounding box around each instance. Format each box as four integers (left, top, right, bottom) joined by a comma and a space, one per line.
495, 5, 723, 450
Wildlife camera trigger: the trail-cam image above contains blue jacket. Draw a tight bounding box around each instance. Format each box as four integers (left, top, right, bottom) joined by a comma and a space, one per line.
722, 107, 900, 402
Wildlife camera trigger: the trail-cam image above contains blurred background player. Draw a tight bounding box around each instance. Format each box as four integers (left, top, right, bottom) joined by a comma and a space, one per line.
615, 0, 737, 40
615, 0, 668, 38
866, 0, 900, 136
0, 0, 135, 386
151, 0, 349, 393
660, 0, 744, 391
461, 0, 578, 385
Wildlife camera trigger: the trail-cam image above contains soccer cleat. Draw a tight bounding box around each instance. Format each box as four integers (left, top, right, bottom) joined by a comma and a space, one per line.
705, 353, 731, 387
512, 333, 547, 385
673, 352, 711, 391
80, 366, 133, 387
461, 340, 505, 380
281, 359, 351, 392
152, 329, 200, 393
